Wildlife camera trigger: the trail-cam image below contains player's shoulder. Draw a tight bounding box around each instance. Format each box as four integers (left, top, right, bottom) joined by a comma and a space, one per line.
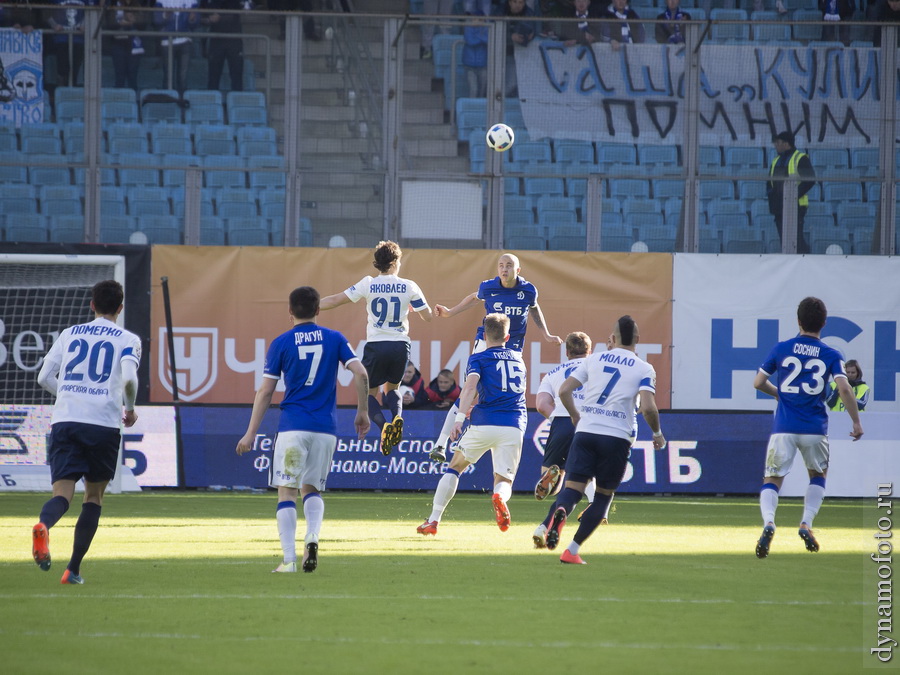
349, 275, 374, 291
515, 276, 537, 294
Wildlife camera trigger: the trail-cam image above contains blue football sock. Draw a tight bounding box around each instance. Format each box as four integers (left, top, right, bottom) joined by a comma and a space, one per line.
573, 493, 612, 545
68, 502, 101, 575
367, 395, 387, 429
39, 495, 70, 530
541, 487, 583, 528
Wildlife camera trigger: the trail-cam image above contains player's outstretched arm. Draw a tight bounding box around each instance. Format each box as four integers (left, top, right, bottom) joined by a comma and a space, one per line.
434, 292, 480, 318
121, 358, 139, 428
558, 375, 583, 427
348, 360, 371, 439
236, 377, 278, 455
450, 373, 479, 441
529, 304, 562, 344
416, 304, 435, 322
640, 390, 666, 449
753, 370, 779, 399
835, 377, 864, 441
319, 291, 352, 311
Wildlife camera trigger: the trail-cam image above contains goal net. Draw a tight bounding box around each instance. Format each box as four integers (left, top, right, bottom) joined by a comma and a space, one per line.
0, 254, 125, 469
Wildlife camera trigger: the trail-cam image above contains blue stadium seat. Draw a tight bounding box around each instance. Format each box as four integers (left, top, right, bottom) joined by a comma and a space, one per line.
751, 11, 791, 41
836, 202, 876, 221
41, 197, 82, 218
738, 179, 768, 202
822, 181, 863, 203
238, 139, 278, 156
698, 225, 720, 253
723, 224, 765, 253
512, 139, 552, 168
161, 153, 203, 187
29, 155, 71, 187
2, 184, 36, 200
205, 155, 247, 190
724, 147, 765, 174
140, 90, 183, 124
524, 177, 565, 208
622, 198, 662, 216
0, 157, 28, 183
6, 215, 49, 242
699, 146, 722, 172
23, 135, 62, 155
505, 208, 536, 229
609, 178, 651, 201
711, 213, 750, 231
195, 124, 237, 156
0, 123, 17, 152
248, 155, 285, 190
186, 102, 226, 126
597, 144, 638, 175
119, 153, 162, 187
637, 145, 679, 175
851, 148, 879, 177
707, 199, 746, 220
237, 125, 276, 145
2, 195, 39, 215
469, 134, 485, 172
554, 140, 594, 167
101, 87, 136, 104
792, 9, 823, 42
226, 91, 268, 126
49, 216, 85, 242
61, 122, 87, 154
652, 179, 684, 203
141, 216, 182, 244
809, 222, 851, 254
102, 100, 139, 123
641, 226, 678, 252
127, 186, 172, 216
100, 216, 139, 244
710, 9, 750, 41
699, 180, 735, 202
812, 149, 850, 175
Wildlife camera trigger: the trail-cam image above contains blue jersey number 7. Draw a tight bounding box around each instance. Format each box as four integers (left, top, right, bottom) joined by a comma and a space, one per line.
596, 366, 621, 405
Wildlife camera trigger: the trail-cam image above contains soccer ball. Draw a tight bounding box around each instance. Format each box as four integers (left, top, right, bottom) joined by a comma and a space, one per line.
486, 123, 515, 152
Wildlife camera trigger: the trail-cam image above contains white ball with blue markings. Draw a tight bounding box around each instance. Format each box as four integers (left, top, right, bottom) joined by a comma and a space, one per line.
486, 123, 515, 153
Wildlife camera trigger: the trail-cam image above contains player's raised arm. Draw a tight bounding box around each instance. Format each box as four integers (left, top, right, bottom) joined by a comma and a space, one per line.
236, 377, 278, 455
434, 291, 480, 318
835, 377, 864, 441
449, 372, 480, 440
529, 303, 562, 344
753, 370, 779, 400
318, 290, 353, 311
347, 359, 371, 439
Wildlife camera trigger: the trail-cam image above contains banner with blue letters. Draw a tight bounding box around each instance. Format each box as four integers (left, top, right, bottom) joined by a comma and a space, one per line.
515, 42, 892, 148
672, 254, 900, 412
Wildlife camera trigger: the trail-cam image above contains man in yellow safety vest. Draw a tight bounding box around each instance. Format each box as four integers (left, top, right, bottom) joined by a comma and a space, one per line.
767, 131, 816, 254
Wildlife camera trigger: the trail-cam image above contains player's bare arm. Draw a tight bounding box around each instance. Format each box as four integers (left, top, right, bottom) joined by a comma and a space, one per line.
753, 370, 779, 400
417, 305, 435, 322
434, 292, 480, 318
348, 359, 371, 439
535, 391, 555, 419
318, 291, 352, 311
236, 377, 278, 455
122, 359, 139, 428
835, 377, 864, 441
640, 390, 666, 449
529, 303, 563, 344
450, 372, 480, 441
558, 375, 583, 427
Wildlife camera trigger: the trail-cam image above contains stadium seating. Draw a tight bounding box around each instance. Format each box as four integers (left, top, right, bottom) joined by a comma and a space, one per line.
638, 145, 680, 175
226, 92, 268, 126
554, 140, 594, 167
598, 144, 638, 175
710, 9, 750, 41
751, 11, 791, 41
792, 10, 823, 42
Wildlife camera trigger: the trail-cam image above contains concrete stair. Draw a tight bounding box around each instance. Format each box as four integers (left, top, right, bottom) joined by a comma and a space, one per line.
242, 2, 463, 247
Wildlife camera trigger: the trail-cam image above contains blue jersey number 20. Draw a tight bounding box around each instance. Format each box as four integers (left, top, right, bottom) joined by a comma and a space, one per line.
63, 339, 115, 383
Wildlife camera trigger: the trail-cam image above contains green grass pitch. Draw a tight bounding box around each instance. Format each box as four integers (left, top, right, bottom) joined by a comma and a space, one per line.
0, 492, 868, 674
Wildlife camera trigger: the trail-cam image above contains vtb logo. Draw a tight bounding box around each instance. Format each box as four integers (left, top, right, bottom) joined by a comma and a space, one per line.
157, 327, 218, 402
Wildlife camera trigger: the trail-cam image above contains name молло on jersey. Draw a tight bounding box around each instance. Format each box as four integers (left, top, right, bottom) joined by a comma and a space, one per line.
294, 329, 323, 344
598, 352, 636, 367
70, 324, 123, 337
57, 384, 109, 396
369, 283, 407, 294
793, 343, 821, 357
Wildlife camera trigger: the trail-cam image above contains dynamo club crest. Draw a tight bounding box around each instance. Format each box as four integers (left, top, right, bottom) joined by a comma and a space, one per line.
0, 29, 44, 126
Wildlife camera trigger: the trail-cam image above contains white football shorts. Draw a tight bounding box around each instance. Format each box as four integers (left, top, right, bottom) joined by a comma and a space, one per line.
454, 425, 523, 480
764, 433, 830, 477
270, 430, 337, 491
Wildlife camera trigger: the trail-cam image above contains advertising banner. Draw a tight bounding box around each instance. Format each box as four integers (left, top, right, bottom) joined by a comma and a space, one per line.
515, 42, 891, 148
672, 254, 900, 412
151, 247, 673, 407
0, 404, 178, 487
182, 406, 774, 494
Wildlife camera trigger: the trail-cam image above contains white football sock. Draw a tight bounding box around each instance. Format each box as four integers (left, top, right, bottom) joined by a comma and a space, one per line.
429, 472, 459, 522
276, 503, 297, 563
567, 541, 581, 556
493, 480, 512, 503
435, 400, 461, 448
303, 494, 324, 544
802, 483, 826, 528
760, 486, 779, 525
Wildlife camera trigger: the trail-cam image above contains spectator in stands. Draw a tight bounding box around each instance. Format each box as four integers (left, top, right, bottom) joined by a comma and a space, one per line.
492, 0, 537, 97
869, 0, 900, 46
819, 0, 855, 45
599, 0, 646, 49
401, 362, 430, 409
826, 359, 870, 412
202, 0, 250, 91
154, 0, 199, 95
1, 0, 39, 33
420, 0, 455, 60
46, 0, 94, 88
424, 369, 462, 409
463, 9, 489, 98
109, 0, 146, 92
655, 0, 691, 44
557, 0, 602, 46
767, 131, 816, 254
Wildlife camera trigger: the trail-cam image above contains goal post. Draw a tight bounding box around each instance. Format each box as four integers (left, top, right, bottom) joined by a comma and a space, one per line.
0, 253, 137, 493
